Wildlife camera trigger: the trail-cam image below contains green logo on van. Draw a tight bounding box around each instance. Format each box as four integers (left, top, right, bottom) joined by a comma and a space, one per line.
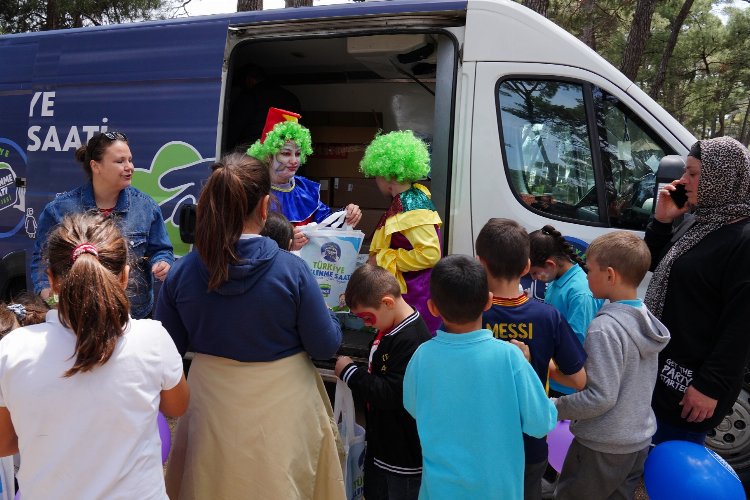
132, 141, 214, 257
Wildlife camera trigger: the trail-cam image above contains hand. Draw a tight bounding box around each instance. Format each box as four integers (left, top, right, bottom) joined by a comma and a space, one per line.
345, 204, 362, 228
335, 356, 354, 377
367, 254, 377, 266
291, 226, 309, 251
511, 339, 531, 362
40, 288, 52, 300
680, 385, 718, 423
152, 261, 170, 281
654, 181, 690, 223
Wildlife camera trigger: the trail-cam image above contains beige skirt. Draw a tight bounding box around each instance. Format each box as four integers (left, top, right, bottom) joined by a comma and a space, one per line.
165, 352, 345, 500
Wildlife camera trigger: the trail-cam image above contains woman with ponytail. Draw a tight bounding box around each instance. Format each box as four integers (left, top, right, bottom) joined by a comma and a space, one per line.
529, 225, 603, 395
155, 153, 344, 499
0, 213, 188, 499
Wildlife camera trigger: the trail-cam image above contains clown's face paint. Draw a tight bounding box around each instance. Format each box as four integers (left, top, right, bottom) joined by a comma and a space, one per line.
270, 141, 302, 185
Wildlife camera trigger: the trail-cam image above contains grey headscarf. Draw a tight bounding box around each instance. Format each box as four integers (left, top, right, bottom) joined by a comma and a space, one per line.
645, 136, 750, 318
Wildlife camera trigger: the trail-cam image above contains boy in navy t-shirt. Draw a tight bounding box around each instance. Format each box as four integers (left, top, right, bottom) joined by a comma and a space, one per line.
475, 218, 587, 500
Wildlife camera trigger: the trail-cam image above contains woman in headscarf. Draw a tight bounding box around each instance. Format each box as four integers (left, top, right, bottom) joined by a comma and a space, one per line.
645, 136, 750, 444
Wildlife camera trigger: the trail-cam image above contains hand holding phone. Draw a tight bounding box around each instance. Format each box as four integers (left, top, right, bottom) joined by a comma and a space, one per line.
670, 183, 688, 208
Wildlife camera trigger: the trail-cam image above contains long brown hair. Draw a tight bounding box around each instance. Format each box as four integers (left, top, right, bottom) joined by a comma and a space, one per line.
45, 213, 130, 377
195, 153, 270, 291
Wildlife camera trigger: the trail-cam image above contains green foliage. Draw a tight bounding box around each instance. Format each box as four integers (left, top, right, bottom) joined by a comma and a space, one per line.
517, 0, 750, 144
0, 0, 179, 33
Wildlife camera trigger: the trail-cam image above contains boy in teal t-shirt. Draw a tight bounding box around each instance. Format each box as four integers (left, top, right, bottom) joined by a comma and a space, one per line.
404, 255, 557, 499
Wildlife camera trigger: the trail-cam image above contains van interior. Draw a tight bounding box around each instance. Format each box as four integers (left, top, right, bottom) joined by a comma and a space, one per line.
222, 31, 458, 250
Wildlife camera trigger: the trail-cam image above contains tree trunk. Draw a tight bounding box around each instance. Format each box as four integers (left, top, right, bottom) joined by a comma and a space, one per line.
45, 0, 59, 30
580, 0, 596, 50
620, 0, 658, 81
285, 0, 312, 6
522, 0, 549, 18
237, 0, 263, 11
649, 0, 695, 99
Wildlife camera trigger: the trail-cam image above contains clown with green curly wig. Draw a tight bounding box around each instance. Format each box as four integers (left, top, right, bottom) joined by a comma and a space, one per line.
360, 130, 443, 332
247, 108, 362, 249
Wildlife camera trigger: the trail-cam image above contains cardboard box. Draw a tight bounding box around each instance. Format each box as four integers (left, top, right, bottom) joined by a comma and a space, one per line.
305, 111, 383, 128
312, 177, 332, 206
332, 177, 390, 209
304, 126, 379, 178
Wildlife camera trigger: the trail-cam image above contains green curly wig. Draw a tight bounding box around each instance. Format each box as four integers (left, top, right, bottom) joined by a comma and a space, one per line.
246, 121, 313, 164
359, 130, 431, 183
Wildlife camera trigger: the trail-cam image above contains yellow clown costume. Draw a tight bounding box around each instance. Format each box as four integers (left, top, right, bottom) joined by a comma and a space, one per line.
361, 132, 443, 332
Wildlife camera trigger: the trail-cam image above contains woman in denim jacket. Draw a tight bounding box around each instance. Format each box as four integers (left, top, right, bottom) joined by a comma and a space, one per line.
30, 131, 173, 319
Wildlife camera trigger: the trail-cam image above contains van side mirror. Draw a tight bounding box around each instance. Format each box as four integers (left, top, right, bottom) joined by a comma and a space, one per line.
654, 155, 685, 202
179, 203, 196, 244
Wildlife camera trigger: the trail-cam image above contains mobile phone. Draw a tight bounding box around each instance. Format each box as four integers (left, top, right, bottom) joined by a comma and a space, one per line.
671, 184, 688, 208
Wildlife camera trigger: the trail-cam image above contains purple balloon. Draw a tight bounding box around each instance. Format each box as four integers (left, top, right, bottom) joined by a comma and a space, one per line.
548, 420, 574, 473
158, 411, 171, 464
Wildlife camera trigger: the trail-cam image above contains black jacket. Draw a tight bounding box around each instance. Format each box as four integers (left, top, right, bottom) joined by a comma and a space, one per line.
339, 310, 431, 474
646, 217, 750, 431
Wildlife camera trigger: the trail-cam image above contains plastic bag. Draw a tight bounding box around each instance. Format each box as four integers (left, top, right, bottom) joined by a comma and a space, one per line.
298, 213, 364, 308
334, 380, 366, 500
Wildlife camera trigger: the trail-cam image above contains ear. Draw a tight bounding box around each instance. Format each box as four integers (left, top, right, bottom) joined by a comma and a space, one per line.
606, 266, 616, 283
426, 298, 441, 318
382, 295, 396, 309
545, 259, 557, 270
521, 258, 531, 276
483, 291, 494, 312
259, 195, 270, 221
120, 265, 130, 290
90, 159, 100, 175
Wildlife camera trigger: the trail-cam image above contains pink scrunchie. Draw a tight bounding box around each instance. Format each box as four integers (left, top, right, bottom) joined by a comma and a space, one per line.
71, 243, 98, 262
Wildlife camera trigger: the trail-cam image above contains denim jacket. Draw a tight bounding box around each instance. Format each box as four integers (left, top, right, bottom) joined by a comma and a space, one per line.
31, 183, 174, 319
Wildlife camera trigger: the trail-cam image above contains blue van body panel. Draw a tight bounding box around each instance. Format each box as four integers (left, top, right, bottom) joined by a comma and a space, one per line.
0, 0, 468, 293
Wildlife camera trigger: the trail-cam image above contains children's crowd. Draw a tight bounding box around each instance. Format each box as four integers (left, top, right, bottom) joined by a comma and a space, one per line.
3, 124, 749, 500
336, 219, 667, 500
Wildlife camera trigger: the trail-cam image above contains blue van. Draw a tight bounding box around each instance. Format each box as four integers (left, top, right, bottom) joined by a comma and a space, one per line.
4, 0, 746, 480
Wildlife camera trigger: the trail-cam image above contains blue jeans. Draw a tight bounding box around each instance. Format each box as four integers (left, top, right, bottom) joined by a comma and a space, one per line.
364, 461, 421, 500
651, 418, 708, 446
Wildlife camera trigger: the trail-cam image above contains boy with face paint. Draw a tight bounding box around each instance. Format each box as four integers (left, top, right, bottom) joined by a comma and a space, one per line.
247, 108, 362, 250
335, 264, 431, 500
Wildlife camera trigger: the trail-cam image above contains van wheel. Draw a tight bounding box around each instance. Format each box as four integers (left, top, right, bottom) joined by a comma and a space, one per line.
706, 381, 750, 485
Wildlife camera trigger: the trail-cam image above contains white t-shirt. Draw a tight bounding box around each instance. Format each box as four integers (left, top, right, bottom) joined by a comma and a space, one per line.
0, 310, 183, 500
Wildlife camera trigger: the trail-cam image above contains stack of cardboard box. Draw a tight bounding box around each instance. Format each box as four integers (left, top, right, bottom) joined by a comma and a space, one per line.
303, 111, 432, 254
303, 111, 383, 253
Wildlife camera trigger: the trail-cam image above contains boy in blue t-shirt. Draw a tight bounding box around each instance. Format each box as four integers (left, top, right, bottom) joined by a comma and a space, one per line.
475, 218, 587, 500
404, 255, 557, 500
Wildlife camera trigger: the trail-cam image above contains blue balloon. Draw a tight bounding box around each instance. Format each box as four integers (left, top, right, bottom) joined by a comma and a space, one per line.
645, 441, 745, 500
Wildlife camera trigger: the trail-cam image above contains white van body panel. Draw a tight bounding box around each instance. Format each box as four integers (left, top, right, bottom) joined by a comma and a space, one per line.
626, 83, 697, 149
448, 61, 477, 256
464, 0, 629, 90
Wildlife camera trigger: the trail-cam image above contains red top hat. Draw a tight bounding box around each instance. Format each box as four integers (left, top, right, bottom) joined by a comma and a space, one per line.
261, 107, 302, 143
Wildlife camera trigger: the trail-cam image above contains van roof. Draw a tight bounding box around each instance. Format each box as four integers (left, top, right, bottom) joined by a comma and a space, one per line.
0, 0, 468, 40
